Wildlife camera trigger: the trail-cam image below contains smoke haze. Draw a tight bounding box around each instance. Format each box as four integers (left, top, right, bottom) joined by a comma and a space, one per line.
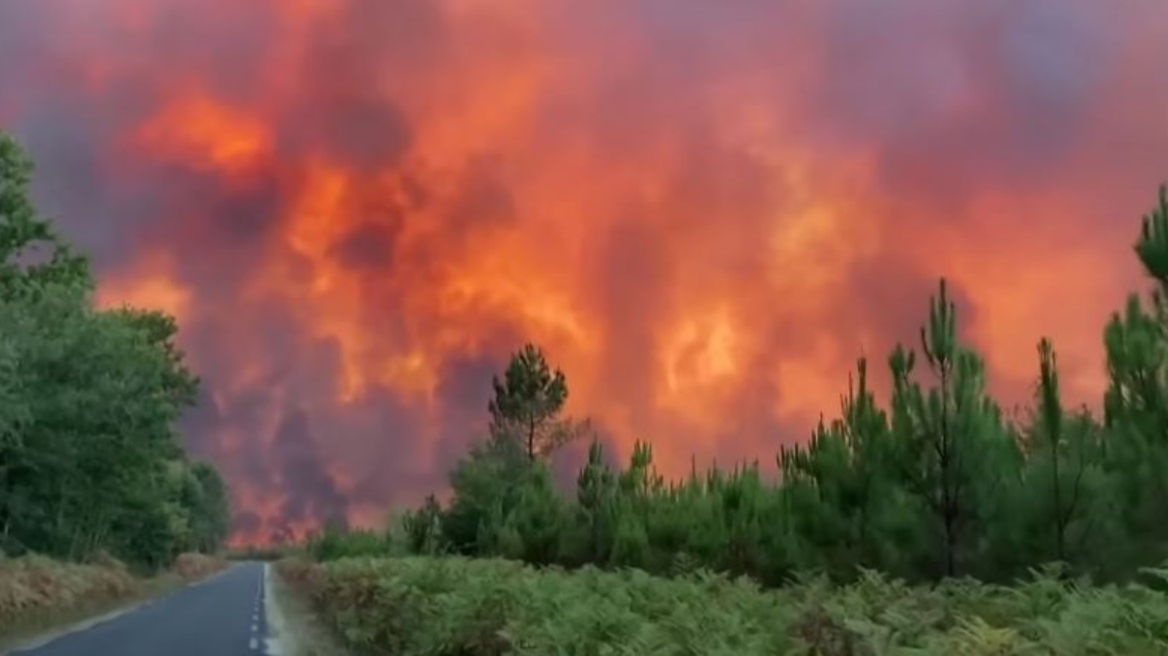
1, 0, 1165, 543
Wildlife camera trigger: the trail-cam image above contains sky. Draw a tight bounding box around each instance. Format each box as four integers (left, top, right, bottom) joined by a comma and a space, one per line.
1, 0, 1166, 544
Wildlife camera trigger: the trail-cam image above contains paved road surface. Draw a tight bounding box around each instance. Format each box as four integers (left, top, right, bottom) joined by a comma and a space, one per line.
9, 562, 273, 656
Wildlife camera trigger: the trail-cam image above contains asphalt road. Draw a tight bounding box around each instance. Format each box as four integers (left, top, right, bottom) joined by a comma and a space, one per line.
10, 562, 273, 656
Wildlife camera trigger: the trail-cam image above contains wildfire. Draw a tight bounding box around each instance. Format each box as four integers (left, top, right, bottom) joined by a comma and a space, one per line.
2, 0, 1165, 545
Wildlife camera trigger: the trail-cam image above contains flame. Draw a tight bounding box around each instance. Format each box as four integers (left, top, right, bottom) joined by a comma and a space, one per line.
3, 0, 1166, 544
133, 95, 273, 174
96, 253, 192, 322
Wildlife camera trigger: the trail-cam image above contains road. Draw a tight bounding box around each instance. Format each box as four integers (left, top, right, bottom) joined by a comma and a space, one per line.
8, 562, 275, 656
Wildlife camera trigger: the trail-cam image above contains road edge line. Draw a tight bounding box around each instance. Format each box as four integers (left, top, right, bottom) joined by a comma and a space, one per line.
261, 563, 287, 656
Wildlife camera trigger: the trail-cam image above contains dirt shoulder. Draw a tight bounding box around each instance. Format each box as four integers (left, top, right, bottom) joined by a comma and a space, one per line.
263, 560, 350, 656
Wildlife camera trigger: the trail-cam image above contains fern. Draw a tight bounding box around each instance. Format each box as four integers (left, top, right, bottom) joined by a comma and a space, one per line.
295, 555, 1168, 655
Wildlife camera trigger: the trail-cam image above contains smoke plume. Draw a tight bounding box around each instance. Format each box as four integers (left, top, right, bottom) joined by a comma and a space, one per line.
2, 0, 1165, 543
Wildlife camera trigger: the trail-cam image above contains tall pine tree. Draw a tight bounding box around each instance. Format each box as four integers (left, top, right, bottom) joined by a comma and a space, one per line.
488, 343, 584, 461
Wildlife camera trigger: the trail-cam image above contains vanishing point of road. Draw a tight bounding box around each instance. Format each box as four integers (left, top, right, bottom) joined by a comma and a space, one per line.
7, 562, 277, 656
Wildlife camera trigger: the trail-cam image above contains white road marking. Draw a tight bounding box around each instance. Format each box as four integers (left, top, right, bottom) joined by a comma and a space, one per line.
243, 563, 268, 653
261, 563, 285, 656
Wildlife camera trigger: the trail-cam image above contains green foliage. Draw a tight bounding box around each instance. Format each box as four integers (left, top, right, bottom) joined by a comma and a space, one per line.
400, 494, 444, 555
187, 462, 231, 553
441, 431, 531, 555
1134, 184, 1168, 285
0, 133, 91, 299
880, 280, 1023, 579
780, 358, 899, 578
396, 277, 1152, 586
0, 131, 229, 569
308, 182, 1168, 597
488, 343, 585, 461
570, 438, 618, 565
297, 556, 1168, 655
307, 524, 391, 562
276, 184, 1168, 650
497, 465, 570, 565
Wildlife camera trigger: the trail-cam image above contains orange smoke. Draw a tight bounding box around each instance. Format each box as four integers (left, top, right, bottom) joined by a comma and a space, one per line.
2, 0, 1166, 545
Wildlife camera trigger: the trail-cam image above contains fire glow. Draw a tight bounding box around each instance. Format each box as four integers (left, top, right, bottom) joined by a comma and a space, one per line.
2, 0, 1166, 544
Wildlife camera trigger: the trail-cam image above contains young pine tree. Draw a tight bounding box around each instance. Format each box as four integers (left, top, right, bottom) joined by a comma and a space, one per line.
575, 438, 618, 564
1030, 339, 1100, 566
887, 279, 1019, 578
1099, 185, 1168, 569
498, 463, 569, 565
778, 358, 894, 577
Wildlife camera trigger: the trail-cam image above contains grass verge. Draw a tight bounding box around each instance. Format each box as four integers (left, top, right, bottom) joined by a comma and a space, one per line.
280, 556, 1168, 655
0, 552, 227, 653
267, 561, 350, 656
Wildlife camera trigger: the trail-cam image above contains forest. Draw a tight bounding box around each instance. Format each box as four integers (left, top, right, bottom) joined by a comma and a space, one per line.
6, 120, 1168, 651
286, 185, 1168, 652
314, 184, 1168, 587
0, 131, 230, 571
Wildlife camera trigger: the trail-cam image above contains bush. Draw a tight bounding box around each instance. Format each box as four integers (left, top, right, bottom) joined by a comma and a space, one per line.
306, 525, 392, 562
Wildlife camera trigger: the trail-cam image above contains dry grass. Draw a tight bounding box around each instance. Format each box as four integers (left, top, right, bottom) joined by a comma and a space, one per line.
0, 554, 139, 624
172, 552, 227, 581
0, 552, 227, 651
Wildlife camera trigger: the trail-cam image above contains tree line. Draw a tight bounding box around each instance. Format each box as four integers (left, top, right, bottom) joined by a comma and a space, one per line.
0, 132, 230, 570
321, 184, 1168, 587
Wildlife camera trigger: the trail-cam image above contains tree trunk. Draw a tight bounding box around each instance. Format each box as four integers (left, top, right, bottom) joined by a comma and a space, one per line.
943, 505, 957, 578
1052, 441, 1066, 562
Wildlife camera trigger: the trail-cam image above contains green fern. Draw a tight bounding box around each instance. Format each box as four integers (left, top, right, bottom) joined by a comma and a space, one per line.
295, 556, 1168, 655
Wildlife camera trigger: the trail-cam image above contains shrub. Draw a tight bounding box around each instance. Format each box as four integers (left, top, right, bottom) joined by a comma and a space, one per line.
306, 526, 392, 562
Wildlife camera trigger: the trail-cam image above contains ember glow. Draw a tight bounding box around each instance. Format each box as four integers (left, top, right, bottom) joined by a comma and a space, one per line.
2, 0, 1166, 544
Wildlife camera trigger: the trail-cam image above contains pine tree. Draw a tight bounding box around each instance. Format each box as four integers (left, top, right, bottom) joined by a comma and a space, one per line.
576, 438, 617, 563
888, 279, 1017, 578
1133, 184, 1168, 288
488, 343, 583, 461
1025, 338, 1098, 567
1098, 184, 1168, 568
500, 463, 568, 565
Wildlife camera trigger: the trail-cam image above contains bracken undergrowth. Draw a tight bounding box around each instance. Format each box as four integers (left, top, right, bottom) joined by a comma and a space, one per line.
279, 556, 1168, 655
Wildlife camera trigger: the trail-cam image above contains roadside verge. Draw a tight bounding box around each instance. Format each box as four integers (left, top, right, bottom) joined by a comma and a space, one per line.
0, 552, 228, 654
263, 559, 349, 656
